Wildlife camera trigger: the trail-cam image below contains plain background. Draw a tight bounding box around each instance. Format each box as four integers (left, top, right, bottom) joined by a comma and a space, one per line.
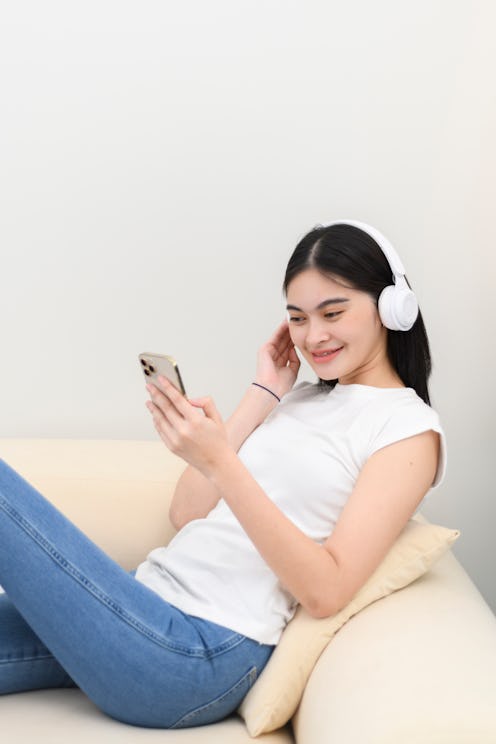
1, 1, 494, 612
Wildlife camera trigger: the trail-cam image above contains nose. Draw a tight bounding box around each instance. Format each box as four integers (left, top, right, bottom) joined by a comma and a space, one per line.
304, 317, 331, 347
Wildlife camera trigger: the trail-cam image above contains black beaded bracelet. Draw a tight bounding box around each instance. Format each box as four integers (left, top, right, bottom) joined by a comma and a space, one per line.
251, 382, 281, 403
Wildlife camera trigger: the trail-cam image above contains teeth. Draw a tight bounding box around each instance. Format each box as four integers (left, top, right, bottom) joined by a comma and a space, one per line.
316, 349, 338, 357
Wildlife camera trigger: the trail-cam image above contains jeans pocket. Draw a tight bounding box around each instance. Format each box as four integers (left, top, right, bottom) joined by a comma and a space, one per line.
170, 666, 258, 729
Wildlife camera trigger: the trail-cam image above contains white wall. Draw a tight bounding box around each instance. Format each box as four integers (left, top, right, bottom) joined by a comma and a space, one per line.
1, 1, 495, 611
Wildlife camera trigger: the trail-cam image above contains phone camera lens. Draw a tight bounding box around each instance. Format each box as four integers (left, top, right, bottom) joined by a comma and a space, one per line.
149, 365, 156, 373
140, 359, 147, 367
144, 369, 150, 376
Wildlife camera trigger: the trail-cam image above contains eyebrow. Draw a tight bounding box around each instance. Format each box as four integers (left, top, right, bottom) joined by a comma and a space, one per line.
286, 298, 350, 312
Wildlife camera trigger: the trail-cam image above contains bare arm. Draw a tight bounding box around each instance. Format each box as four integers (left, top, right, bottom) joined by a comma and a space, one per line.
168, 385, 277, 530
204, 430, 439, 617
147, 375, 440, 618
167, 321, 300, 530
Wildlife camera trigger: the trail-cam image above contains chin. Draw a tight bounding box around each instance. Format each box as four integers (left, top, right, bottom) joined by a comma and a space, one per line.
310, 368, 341, 383
307, 360, 345, 382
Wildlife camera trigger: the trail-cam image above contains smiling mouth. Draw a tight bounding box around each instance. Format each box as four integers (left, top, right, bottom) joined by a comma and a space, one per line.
311, 347, 344, 362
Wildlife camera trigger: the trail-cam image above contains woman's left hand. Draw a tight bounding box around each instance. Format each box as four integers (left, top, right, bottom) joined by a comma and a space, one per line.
255, 320, 300, 399
145, 376, 232, 477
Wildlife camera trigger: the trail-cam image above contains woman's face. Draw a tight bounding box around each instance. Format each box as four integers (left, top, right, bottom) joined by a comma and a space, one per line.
286, 268, 390, 386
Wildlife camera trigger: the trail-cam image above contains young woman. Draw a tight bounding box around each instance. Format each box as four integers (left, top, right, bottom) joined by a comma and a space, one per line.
0, 220, 446, 729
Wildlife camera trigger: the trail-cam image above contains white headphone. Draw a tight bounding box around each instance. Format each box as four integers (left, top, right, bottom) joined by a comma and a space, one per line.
321, 219, 419, 332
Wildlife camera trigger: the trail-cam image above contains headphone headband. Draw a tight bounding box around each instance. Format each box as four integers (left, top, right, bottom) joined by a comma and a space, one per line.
320, 219, 406, 277
317, 218, 418, 331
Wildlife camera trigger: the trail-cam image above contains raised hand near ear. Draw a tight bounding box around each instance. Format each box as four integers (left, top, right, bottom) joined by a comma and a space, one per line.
255, 321, 300, 400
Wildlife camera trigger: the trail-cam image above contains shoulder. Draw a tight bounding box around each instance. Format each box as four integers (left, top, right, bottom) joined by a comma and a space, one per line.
374, 388, 442, 434
276, 381, 327, 413
280, 381, 321, 402
365, 388, 447, 490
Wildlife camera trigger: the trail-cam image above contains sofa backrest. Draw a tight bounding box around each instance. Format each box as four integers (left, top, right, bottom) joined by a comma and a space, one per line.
0, 439, 186, 569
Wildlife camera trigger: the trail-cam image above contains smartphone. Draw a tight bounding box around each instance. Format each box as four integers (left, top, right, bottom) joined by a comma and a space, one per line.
138, 353, 186, 396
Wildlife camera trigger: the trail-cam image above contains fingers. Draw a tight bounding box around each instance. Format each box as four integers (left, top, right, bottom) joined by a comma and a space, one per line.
268, 321, 297, 362
146, 379, 222, 428
146, 384, 179, 427
269, 320, 291, 348
145, 379, 196, 454
264, 325, 286, 353
145, 398, 175, 448
148, 376, 191, 417
287, 344, 301, 370
145, 380, 227, 472
156, 375, 189, 405
145, 378, 190, 446
189, 396, 223, 425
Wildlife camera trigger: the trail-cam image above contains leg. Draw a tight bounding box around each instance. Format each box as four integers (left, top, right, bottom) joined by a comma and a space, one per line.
0, 591, 76, 694
0, 460, 273, 727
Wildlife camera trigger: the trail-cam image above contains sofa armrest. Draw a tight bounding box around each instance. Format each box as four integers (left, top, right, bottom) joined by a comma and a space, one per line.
293, 549, 496, 743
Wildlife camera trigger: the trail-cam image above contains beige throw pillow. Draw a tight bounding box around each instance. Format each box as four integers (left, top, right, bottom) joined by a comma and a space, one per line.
238, 518, 460, 736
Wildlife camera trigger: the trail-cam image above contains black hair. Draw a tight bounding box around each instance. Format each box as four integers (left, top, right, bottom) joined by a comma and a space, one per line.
283, 224, 432, 405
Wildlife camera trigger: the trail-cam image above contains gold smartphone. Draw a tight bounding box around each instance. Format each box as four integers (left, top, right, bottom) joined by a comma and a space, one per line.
138, 353, 186, 396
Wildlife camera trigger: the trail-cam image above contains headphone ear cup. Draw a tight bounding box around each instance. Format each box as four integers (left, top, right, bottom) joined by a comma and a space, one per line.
378, 284, 419, 331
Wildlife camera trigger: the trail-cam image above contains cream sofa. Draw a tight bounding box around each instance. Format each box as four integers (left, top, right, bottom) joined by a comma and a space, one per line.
1, 438, 496, 743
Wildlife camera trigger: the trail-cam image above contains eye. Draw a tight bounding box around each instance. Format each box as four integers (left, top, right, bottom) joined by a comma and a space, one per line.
324, 311, 343, 319
288, 315, 305, 323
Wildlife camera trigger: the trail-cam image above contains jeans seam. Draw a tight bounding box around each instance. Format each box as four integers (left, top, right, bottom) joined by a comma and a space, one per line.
0, 654, 55, 665
0, 495, 242, 658
170, 666, 258, 728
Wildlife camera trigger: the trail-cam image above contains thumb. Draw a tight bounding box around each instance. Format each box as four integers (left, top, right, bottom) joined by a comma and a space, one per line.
189, 396, 223, 425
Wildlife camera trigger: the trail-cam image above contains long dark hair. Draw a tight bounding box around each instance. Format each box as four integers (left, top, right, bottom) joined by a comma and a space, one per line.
283, 223, 432, 405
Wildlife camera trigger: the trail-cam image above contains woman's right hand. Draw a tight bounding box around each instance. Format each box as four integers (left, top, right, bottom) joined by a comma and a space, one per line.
255, 320, 300, 400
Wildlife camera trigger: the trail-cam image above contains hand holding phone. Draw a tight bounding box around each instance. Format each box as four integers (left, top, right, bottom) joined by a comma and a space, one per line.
142, 353, 232, 480
138, 353, 186, 396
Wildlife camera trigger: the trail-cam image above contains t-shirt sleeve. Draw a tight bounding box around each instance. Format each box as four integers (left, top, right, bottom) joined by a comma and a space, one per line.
367, 399, 447, 491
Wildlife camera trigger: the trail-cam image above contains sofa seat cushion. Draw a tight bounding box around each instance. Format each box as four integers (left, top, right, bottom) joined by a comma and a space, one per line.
0, 688, 294, 743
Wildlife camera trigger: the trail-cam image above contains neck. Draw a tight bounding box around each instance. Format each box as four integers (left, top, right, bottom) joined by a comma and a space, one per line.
338, 359, 404, 389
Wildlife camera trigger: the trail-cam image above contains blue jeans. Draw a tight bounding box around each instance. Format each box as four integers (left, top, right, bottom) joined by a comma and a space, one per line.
0, 460, 274, 728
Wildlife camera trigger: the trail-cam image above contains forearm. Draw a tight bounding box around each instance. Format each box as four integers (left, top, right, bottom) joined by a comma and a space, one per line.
225, 383, 280, 448
206, 449, 341, 618
169, 385, 279, 530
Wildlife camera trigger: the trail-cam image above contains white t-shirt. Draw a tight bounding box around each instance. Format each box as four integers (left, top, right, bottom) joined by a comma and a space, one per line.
135, 382, 447, 645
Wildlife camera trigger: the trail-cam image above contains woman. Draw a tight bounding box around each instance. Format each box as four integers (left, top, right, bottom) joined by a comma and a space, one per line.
0, 220, 446, 728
